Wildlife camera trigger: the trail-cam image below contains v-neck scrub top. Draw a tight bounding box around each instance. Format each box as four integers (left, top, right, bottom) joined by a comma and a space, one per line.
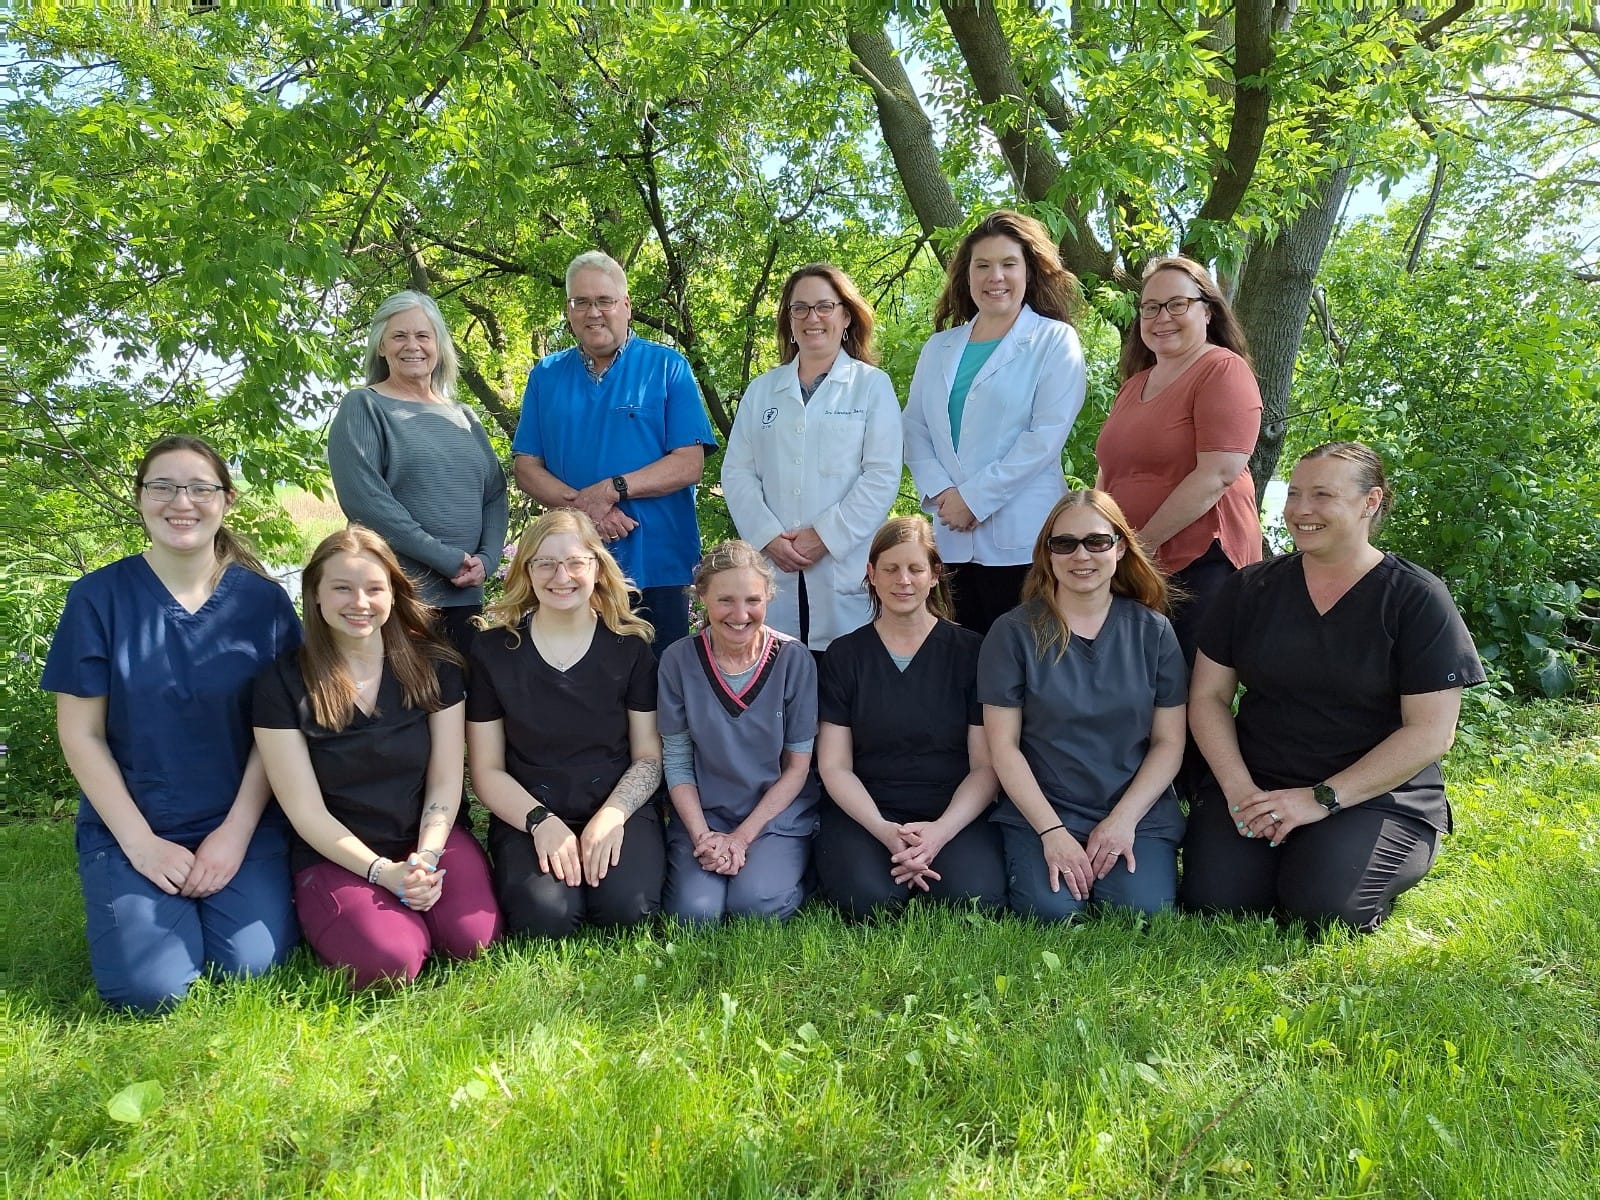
253, 654, 465, 875
1197, 552, 1485, 833
42, 556, 303, 849
657, 629, 820, 836
978, 597, 1187, 841
467, 621, 659, 826
818, 620, 983, 821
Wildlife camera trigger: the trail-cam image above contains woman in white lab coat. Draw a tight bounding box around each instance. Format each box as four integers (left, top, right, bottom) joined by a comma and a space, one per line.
903, 210, 1088, 635
722, 264, 903, 651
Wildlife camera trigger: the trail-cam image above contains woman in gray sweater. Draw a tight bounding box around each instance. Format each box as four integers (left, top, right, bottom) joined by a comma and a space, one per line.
328, 290, 508, 656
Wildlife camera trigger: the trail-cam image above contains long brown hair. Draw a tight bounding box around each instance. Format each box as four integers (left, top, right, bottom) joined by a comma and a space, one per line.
1118, 256, 1253, 381
299, 525, 457, 731
480, 510, 652, 644
776, 263, 879, 366
933, 209, 1084, 331
135, 434, 268, 578
865, 516, 952, 621
1020, 491, 1170, 660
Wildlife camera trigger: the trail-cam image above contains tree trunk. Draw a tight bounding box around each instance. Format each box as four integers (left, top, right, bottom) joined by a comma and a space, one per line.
847, 26, 964, 259
1234, 161, 1351, 505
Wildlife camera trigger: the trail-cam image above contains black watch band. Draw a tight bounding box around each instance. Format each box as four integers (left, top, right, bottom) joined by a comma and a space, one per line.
524, 803, 552, 835
611, 474, 629, 499
1312, 782, 1341, 814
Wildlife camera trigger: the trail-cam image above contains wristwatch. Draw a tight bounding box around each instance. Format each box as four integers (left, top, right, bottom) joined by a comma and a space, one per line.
524, 803, 553, 835
611, 474, 629, 500
1312, 782, 1341, 814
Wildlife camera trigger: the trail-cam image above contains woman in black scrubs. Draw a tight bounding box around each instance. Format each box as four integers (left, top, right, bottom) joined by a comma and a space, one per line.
466, 510, 665, 937
815, 517, 1005, 917
1180, 442, 1484, 931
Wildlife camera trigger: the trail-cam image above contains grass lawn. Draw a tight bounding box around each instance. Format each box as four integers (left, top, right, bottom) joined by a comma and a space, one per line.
4, 707, 1597, 1199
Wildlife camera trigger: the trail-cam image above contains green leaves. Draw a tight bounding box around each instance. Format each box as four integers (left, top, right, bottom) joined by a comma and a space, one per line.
106, 1080, 165, 1125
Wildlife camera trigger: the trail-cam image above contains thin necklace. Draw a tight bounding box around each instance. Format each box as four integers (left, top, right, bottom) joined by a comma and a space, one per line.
533, 611, 595, 670
346, 654, 383, 691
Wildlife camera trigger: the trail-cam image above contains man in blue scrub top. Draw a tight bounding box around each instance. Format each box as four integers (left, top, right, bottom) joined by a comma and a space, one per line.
512, 251, 718, 651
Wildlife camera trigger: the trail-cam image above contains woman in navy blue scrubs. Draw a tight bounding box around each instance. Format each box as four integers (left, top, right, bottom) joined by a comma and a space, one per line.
43, 436, 302, 1011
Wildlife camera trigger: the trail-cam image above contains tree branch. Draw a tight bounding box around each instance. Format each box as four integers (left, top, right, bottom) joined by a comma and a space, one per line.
846, 24, 964, 258
938, 1, 1114, 279
1188, 0, 1275, 236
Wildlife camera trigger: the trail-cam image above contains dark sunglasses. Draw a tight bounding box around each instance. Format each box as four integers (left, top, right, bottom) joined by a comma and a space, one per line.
1046, 532, 1121, 555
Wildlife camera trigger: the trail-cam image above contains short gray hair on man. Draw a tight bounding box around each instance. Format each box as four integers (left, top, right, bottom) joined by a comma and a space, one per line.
363, 290, 459, 401
565, 251, 629, 298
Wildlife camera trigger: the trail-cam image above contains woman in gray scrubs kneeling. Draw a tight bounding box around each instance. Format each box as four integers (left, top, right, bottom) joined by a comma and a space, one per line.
659, 542, 819, 921
979, 491, 1188, 918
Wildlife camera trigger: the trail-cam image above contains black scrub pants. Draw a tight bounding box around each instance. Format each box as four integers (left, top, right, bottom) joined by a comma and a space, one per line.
488, 805, 666, 938
814, 802, 1007, 920
947, 563, 1030, 637
1179, 782, 1440, 932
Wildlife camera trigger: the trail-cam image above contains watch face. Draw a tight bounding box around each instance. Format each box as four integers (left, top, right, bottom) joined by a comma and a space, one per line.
1313, 784, 1339, 811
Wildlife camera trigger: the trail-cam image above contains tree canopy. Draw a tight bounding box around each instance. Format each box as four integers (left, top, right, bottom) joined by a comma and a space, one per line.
4, 1, 1596, 707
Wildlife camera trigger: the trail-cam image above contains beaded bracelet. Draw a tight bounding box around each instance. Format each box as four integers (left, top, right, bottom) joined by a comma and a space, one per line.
366, 856, 390, 884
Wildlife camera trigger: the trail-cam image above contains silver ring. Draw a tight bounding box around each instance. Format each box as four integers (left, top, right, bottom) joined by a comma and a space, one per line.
1270, 811, 1282, 823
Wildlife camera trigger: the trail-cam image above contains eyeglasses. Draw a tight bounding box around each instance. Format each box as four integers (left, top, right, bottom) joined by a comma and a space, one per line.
787, 300, 840, 318
529, 555, 597, 577
141, 481, 227, 503
567, 296, 623, 314
1138, 297, 1206, 320
1046, 532, 1121, 555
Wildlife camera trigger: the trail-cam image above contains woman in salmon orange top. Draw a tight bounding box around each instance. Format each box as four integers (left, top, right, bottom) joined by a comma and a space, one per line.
1094, 256, 1262, 667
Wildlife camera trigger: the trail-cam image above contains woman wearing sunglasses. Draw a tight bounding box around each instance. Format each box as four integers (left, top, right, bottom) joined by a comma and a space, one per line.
978, 491, 1187, 919
722, 263, 902, 651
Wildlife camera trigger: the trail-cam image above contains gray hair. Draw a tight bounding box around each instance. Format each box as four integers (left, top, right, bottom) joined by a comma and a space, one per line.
565, 251, 629, 297
363, 290, 460, 401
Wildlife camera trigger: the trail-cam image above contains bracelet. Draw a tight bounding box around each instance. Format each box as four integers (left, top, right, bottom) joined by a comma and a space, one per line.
366, 856, 390, 884
415, 847, 443, 866
1037, 824, 1066, 838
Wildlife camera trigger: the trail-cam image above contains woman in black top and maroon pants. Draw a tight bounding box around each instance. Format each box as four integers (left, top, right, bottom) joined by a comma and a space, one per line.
1180, 443, 1484, 931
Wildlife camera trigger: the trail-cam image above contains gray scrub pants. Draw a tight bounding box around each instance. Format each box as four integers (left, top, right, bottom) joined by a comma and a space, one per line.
663, 823, 811, 922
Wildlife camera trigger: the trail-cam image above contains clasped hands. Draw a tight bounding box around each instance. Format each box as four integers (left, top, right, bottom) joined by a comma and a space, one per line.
693, 829, 748, 876
570, 479, 638, 542
389, 852, 446, 911
932, 488, 977, 533
764, 528, 828, 573
1229, 786, 1329, 847
880, 820, 950, 893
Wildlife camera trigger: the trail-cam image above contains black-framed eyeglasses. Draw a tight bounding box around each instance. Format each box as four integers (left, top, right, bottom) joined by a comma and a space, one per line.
141, 481, 227, 503
1046, 532, 1121, 555
567, 296, 623, 313
787, 300, 840, 318
1138, 297, 1206, 320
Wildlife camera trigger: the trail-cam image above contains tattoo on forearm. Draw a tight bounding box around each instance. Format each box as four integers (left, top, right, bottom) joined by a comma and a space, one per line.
608, 758, 663, 817
419, 800, 453, 832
